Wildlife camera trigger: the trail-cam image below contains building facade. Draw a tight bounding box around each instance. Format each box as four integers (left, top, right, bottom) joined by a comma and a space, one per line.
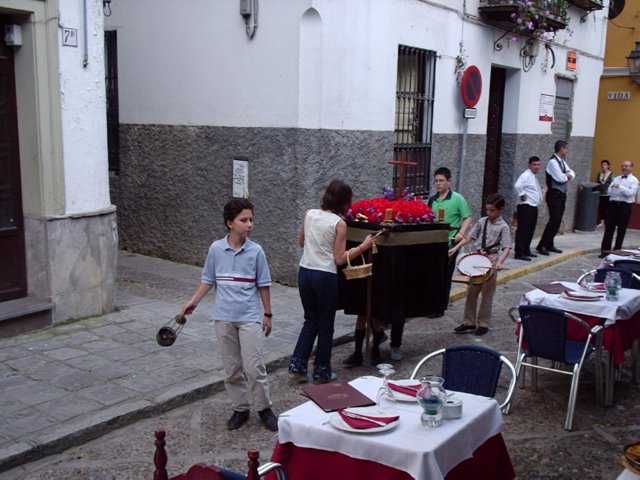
106, 0, 608, 284
591, 0, 640, 226
0, 0, 117, 334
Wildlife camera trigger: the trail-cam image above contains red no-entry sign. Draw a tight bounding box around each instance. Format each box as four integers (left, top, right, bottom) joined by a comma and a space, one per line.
460, 66, 482, 108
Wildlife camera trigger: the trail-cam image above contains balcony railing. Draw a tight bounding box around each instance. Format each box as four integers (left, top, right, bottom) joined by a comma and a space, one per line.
478, 0, 569, 35
567, 0, 603, 11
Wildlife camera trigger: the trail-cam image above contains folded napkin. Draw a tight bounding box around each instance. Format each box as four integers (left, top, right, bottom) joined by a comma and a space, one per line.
564, 290, 603, 300
388, 382, 420, 397
337, 409, 399, 429
588, 283, 606, 292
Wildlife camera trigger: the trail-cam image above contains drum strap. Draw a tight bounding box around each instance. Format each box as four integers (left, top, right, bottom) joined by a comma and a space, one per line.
480, 218, 501, 254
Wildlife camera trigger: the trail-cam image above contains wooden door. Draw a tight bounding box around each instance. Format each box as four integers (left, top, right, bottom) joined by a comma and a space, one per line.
0, 15, 27, 301
482, 67, 506, 214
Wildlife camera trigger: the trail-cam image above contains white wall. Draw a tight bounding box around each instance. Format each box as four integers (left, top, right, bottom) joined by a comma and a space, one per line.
58, 0, 111, 214
106, 0, 606, 136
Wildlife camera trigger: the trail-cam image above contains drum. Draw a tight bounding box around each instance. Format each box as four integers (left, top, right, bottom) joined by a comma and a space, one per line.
457, 252, 494, 285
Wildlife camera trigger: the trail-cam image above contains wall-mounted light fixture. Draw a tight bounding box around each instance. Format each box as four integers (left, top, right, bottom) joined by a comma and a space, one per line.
240, 0, 258, 39
103, 0, 112, 17
627, 42, 640, 85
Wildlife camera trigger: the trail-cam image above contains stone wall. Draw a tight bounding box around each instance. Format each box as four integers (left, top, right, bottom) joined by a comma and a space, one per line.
111, 125, 593, 284
24, 209, 118, 323
111, 125, 392, 285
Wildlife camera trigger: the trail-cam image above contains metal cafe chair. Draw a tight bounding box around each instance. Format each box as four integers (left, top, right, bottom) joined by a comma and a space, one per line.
509, 305, 604, 431
577, 267, 640, 290
612, 259, 640, 277
153, 430, 288, 480
409, 344, 517, 414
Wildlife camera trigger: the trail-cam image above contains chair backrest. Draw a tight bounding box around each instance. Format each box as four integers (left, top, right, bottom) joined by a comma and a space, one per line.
410, 344, 516, 411
441, 345, 503, 398
594, 267, 640, 289
612, 259, 640, 275
518, 304, 569, 363
153, 430, 260, 480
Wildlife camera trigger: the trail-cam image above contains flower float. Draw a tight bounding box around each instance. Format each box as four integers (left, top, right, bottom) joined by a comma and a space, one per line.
346, 187, 435, 224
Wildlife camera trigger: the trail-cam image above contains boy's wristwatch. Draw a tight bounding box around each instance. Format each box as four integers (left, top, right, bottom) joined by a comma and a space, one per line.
263, 313, 273, 318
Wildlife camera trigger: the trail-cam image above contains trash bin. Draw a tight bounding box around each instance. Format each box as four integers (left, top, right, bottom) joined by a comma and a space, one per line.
575, 182, 600, 232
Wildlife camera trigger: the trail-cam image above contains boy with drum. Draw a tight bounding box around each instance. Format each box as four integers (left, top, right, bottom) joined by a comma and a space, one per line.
447, 193, 511, 336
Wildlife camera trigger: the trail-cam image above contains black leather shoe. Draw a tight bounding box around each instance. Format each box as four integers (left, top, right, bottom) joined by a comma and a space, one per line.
258, 408, 278, 432
342, 352, 363, 367
598, 252, 608, 259
514, 255, 531, 261
427, 311, 445, 319
227, 410, 250, 430
370, 350, 382, 366
454, 324, 476, 333
536, 247, 550, 256
547, 246, 563, 254
475, 327, 489, 336
526, 252, 538, 258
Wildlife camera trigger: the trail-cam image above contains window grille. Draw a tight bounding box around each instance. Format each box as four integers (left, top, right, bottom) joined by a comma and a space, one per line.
393, 45, 436, 196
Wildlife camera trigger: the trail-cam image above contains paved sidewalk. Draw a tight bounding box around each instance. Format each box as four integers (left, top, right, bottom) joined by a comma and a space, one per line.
0, 227, 636, 472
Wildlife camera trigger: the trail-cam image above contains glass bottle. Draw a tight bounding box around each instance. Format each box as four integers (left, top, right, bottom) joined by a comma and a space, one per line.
416, 375, 447, 427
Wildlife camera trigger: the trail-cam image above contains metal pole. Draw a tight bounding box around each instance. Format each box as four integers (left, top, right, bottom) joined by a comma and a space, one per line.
458, 117, 469, 191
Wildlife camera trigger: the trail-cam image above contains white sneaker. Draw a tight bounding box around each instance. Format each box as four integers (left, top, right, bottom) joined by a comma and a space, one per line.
390, 347, 403, 361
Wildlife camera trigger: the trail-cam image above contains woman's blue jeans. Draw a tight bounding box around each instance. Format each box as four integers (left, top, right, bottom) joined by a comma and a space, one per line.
288, 267, 337, 381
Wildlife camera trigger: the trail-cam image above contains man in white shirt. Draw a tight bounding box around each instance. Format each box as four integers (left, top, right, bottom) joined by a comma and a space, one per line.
514, 156, 543, 261
536, 140, 575, 256
599, 161, 639, 258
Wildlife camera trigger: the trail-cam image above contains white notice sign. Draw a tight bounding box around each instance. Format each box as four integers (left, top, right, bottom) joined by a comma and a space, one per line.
232, 160, 249, 198
539, 94, 554, 122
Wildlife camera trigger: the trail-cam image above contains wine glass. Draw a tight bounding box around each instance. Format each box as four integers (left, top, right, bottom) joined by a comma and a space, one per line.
375, 363, 397, 413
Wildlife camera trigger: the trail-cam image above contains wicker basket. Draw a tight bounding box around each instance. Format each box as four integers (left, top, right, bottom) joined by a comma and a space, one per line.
343, 249, 373, 280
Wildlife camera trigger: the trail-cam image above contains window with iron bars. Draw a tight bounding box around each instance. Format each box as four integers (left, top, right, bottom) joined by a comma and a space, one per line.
393, 45, 436, 196
104, 30, 120, 174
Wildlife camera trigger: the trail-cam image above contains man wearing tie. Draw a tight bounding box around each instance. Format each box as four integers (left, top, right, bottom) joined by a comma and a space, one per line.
536, 140, 575, 256
514, 156, 543, 261
599, 161, 639, 258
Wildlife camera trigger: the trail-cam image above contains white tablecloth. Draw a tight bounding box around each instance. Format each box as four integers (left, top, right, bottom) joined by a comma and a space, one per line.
522, 282, 640, 326
277, 376, 504, 480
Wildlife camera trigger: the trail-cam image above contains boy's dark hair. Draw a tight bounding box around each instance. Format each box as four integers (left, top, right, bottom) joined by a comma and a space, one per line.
485, 193, 505, 210
321, 179, 353, 215
529, 156, 540, 164
223, 198, 254, 229
554, 140, 568, 153
433, 167, 451, 180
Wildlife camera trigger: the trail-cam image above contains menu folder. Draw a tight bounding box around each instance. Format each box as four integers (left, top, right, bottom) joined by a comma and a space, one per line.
301, 381, 376, 412
533, 283, 574, 294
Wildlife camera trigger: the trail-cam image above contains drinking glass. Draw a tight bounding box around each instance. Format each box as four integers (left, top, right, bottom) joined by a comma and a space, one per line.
416, 375, 447, 427
605, 271, 622, 301
375, 363, 397, 413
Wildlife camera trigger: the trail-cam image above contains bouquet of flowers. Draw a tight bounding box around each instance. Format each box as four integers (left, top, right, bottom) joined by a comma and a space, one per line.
346, 187, 435, 224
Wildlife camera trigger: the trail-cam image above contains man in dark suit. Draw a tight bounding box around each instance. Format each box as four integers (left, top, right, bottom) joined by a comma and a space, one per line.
536, 141, 574, 256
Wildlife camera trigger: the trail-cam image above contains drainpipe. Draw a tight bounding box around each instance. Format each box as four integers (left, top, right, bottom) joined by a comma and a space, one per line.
82, 0, 89, 67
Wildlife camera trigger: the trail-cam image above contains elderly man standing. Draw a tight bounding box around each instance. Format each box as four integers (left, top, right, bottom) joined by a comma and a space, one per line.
536, 140, 575, 256
514, 156, 543, 261
599, 161, 639, 258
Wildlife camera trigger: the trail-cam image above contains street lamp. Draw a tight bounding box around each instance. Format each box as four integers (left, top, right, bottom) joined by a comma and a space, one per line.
627, 42, 640, 85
